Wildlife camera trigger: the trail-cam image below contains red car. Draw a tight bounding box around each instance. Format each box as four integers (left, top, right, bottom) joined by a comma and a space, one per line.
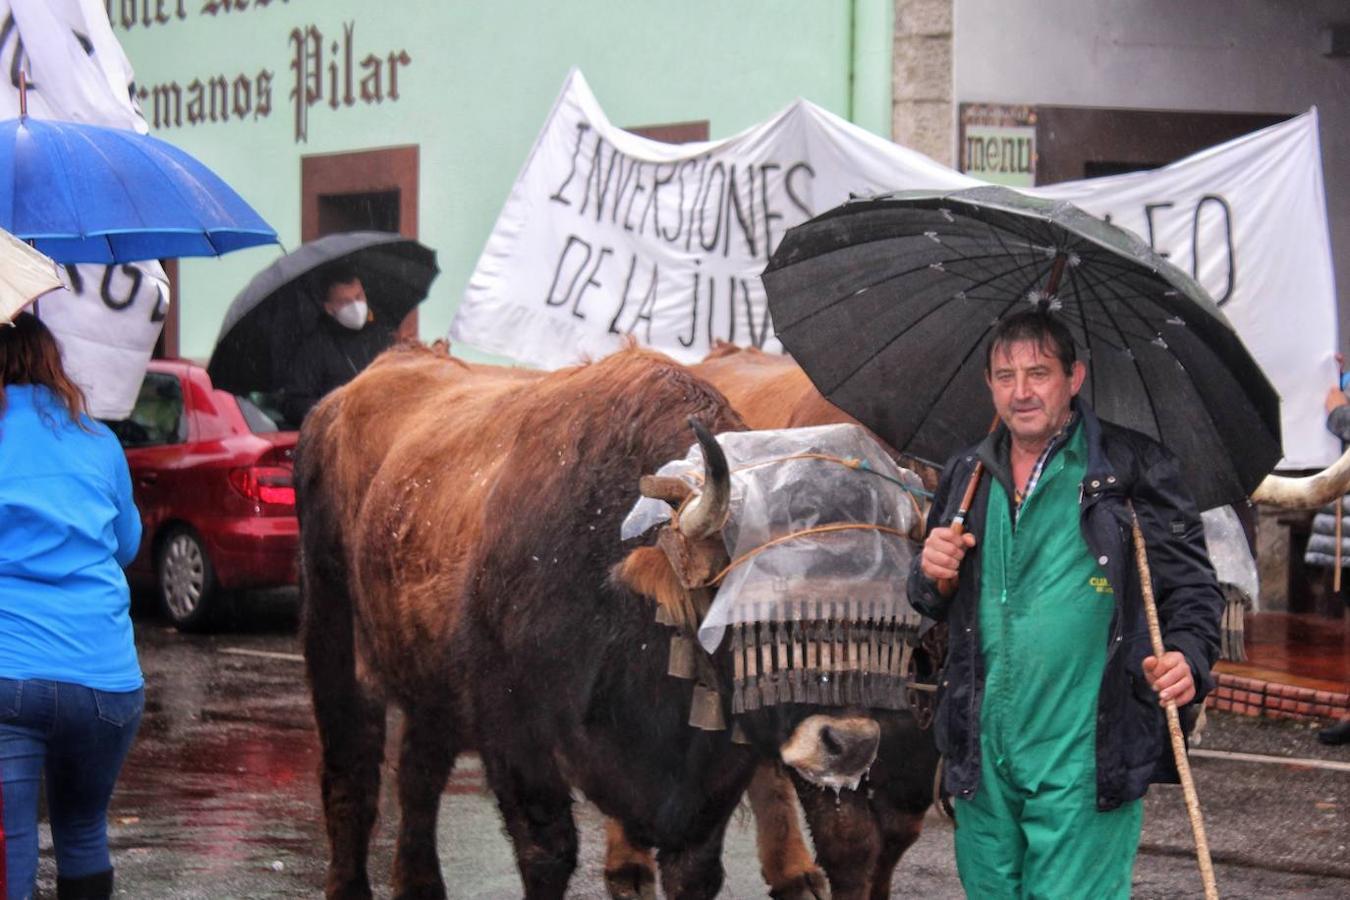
105, 359, 298, 631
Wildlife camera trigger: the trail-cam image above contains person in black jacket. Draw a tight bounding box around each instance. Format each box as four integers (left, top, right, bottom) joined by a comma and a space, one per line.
279, 263, 396, 426
1311, 377, 1350, 746
907, 310, 1222, 898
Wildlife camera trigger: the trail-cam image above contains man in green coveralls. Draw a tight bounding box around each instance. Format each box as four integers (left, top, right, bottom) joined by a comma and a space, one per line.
907, 311, 1222, 898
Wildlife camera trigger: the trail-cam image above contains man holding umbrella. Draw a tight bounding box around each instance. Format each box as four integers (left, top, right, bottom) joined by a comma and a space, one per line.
908, 310, 1222, 898
279, 262, 396, 425
209, 232, 438, 428
767, 185, 1282, 899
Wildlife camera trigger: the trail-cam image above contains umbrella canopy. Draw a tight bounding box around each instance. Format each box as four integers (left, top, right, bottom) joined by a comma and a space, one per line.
763, 185, 1282, 511
0, 116, 277, 263
207, 232, 439, 396
0, 226, 63, 323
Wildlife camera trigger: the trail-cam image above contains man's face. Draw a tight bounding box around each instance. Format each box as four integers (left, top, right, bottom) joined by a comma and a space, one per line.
323, 278, 366, 317
985, 338, 1086, 449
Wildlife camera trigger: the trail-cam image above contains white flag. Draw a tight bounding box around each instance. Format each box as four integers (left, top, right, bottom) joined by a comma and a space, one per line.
1, 0, 165, 419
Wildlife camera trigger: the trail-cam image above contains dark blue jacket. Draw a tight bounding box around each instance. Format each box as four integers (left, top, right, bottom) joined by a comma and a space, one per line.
906, 399, 1223, 810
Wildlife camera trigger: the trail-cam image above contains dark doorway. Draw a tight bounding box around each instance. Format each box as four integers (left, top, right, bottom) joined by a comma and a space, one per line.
1033, 107, 1288, 185
1082, 160, 1164, 179
317, 190, 401, 235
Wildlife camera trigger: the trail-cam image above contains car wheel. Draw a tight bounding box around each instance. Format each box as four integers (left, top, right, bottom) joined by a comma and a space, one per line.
157, 527, 217, 632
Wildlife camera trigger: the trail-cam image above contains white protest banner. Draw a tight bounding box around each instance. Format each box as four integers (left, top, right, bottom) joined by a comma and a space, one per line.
453, 68, 974, 369
34, 263, 170, 420
1031, 111, 1340, 469
1, 0, 167, 420
455, 69, 1338, 468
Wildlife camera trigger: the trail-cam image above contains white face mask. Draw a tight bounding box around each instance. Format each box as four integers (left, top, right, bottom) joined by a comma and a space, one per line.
333, 299, 368, 330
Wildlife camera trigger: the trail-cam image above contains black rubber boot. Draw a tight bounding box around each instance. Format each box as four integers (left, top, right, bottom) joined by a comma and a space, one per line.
1318, 718, 1350, 746
56, 869, 113, 900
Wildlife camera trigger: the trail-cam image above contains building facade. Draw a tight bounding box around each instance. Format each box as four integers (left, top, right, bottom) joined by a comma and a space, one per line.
110, 0, 894, 359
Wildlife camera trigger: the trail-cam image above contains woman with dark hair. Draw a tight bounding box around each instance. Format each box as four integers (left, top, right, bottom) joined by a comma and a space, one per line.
0, 313, 142, 900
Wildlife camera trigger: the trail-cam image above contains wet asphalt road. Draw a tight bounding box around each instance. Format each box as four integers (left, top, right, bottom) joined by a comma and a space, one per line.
33, 589, 1349, 898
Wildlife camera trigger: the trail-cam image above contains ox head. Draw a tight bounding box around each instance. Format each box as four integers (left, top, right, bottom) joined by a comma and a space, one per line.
616, 419, 884, 791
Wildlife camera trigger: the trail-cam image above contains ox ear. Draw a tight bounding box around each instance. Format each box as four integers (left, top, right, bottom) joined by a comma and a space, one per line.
613, 546, 699, 631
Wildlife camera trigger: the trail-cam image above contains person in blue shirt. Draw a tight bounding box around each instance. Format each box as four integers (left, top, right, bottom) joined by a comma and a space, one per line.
0, 313, 143, 900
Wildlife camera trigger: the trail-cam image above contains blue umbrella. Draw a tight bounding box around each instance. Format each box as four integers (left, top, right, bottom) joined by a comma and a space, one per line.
0, 116, 277, 264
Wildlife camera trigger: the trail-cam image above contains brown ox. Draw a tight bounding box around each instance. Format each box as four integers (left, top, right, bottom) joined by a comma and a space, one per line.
691, 341, 852, 430
298, 344, 890, 900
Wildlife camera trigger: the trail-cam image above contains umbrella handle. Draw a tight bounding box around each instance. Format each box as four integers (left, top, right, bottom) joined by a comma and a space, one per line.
936, 460, 985, 598
1129, 505, 1219, 900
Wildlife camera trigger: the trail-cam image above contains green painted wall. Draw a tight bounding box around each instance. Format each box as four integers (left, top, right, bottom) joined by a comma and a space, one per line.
112, 0, 892, 362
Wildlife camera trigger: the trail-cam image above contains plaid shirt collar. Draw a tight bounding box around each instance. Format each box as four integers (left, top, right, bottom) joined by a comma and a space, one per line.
1013, 411, 1079, 520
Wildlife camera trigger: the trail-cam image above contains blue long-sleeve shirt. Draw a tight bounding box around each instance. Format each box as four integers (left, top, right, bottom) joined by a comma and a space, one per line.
0, 385, 143, 691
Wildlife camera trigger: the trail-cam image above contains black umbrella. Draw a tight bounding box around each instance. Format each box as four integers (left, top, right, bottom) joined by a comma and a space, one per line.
763, 185, 1281, 512
207, 231, 438, 395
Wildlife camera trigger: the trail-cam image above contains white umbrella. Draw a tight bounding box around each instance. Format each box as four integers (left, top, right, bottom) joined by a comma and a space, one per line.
0, 226, 62, 324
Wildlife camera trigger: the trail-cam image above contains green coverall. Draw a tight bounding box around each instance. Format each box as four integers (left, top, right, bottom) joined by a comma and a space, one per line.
953, 423, 1143, 899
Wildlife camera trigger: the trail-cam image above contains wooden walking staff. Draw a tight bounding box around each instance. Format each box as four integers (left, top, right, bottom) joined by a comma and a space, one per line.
1130, 507, 1220, 900
1335, 494, 1343, 594
1338, 367, 1346, 592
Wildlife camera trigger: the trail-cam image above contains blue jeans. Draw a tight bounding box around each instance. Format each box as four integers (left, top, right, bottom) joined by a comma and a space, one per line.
0, 679, 143, 900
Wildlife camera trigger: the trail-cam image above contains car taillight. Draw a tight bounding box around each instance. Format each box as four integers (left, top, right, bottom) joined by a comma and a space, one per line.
228, 465, 295, 508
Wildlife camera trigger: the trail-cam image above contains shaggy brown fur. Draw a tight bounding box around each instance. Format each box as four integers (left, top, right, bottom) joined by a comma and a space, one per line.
613, 546, 705, 636
692, 341, 857, 431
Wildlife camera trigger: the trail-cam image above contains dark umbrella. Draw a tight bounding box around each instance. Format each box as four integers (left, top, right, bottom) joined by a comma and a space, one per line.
207, 232, 439, 396
0, 115, 276, 263
762, 185, 1281, 513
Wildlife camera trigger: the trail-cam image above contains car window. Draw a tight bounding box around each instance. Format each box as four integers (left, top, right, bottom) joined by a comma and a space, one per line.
107, 373, 187, 447
236, 393, 284, 434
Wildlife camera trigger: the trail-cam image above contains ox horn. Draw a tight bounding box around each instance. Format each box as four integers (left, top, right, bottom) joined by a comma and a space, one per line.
1249, 445, 1350, 510
678, 418, 731, 540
